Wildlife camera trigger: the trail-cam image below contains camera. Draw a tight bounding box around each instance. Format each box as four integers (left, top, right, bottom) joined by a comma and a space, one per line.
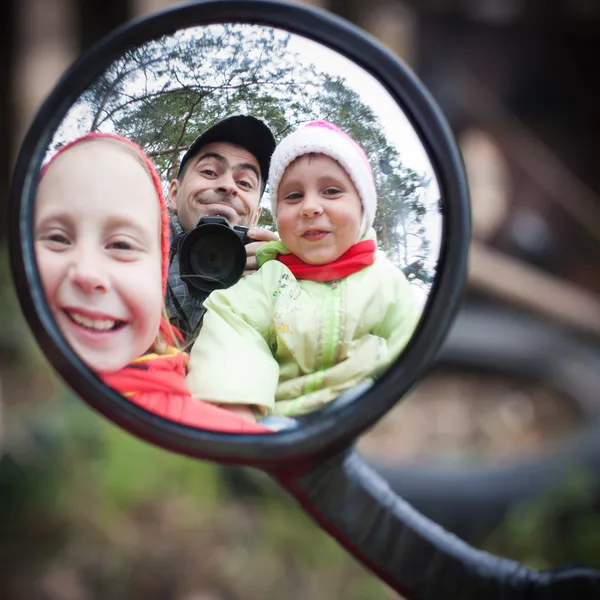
178, 216, 253, 294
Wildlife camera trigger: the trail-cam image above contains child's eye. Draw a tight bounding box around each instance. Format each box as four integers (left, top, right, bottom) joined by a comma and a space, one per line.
324, 187, 343, 197
47, 233, 70, 244
108, 239, 139, 253
38, 231, 70, 248
283, 192, 303, 202
113, 242, 131, 250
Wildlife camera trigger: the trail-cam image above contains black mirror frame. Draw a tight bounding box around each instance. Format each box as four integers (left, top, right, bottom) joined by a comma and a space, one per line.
9, 0, 470, 468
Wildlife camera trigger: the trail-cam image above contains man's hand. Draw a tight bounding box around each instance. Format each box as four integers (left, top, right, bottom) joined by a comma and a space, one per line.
243, 227, 279, 276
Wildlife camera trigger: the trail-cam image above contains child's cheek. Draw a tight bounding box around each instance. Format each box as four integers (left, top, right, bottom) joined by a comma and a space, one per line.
34, 245, 57, 297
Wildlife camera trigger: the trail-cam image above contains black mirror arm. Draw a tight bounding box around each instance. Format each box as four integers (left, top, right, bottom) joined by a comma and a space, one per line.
270, 449, 600, 599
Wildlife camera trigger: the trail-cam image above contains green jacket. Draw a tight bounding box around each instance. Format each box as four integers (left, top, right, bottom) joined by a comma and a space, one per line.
186, 242, 422, 417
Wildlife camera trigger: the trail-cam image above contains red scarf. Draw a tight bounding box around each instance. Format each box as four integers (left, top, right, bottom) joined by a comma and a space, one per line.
101, 352, 272, 434
277, 239, 376, 281
101, 351, 190, 397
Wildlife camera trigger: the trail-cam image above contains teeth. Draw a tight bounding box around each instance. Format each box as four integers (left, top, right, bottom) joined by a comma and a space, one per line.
68, 311, 117, 332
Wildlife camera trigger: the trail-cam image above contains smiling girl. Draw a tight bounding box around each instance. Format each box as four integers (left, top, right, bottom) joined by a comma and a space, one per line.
35, 132, 269, 434
186, 121, 422, 419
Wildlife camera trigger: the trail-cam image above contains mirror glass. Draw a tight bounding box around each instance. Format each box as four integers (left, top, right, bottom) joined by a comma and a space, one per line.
34, 23, 442, 434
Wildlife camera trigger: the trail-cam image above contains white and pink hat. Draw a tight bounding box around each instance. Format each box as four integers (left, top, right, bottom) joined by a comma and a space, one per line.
267, 121, 377, 239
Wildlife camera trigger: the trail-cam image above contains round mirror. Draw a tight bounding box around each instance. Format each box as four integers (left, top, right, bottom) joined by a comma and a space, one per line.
10, 0, 469, 466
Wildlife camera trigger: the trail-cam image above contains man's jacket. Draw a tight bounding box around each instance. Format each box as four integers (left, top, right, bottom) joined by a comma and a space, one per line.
166, 215, 208, 345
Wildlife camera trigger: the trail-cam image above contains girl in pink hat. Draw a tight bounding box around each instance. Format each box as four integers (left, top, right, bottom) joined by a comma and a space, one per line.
35, 133, 270, 434
186, 121, 422, 421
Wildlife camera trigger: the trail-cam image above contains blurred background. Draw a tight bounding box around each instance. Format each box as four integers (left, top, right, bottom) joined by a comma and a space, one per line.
3, 0, 600, 598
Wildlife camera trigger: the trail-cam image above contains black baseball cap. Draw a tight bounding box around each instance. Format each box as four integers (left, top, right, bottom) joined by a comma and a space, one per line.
177, 115, 276, 193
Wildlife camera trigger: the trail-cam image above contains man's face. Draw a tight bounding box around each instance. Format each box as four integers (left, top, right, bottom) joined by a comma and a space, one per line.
168, 142, 262, 231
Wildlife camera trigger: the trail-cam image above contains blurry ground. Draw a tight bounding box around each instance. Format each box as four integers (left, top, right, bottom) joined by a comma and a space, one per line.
1, 386, 400, 600
359, 368, 583, 465
0, 335, 590, 600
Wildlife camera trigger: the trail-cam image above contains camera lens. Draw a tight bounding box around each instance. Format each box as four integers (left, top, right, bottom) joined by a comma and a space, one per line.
189, 232, 237, 283
179, 221, 247, 294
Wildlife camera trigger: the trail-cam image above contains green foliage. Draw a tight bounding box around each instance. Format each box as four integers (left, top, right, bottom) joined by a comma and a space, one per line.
257, 205, 276, 231
483, 467, 600, 570
0, 383, 393, 598
67, 25, 318, 182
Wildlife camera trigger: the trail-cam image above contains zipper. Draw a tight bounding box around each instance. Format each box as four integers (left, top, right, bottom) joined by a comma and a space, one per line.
304, 280, 342, 394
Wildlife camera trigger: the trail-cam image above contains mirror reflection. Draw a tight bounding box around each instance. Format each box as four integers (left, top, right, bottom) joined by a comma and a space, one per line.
35, 23, 442, 433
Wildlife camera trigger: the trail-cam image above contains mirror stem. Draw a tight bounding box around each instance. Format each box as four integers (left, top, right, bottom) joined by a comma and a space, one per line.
269, 449, 600, 599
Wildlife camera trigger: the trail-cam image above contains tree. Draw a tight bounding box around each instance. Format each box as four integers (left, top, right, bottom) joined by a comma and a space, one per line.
306, 76, 438, 289
49, 24, 439, 289
52, 24, 321, 182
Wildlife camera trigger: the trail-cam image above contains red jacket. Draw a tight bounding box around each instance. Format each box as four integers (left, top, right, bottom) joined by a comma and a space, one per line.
101, 349, 270, 434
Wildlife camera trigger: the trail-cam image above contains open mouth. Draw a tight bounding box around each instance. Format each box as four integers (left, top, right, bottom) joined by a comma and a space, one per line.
302, 230, 329, 240
63, 309, 126, 333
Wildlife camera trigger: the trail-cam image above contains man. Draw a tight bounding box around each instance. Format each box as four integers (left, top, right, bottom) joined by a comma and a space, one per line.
166, 115, 278, 344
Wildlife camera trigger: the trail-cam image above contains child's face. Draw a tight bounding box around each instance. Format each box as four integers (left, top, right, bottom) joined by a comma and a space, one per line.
276, 154, 363, 265
35, 141, 163, 373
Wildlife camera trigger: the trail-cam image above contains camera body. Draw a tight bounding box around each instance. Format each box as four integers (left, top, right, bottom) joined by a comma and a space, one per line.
178, 216, 253, 294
